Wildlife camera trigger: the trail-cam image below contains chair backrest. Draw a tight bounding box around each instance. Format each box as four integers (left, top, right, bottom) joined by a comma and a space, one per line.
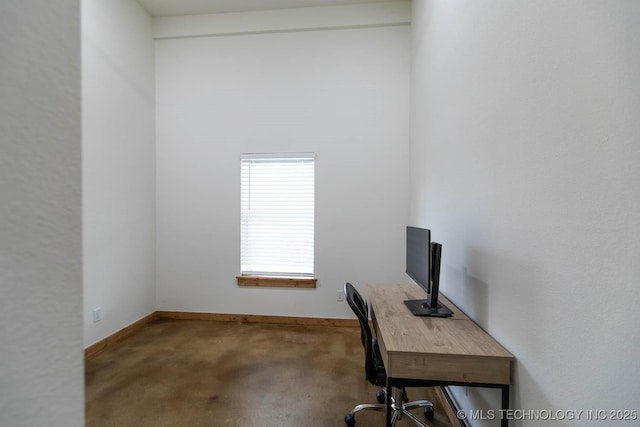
344, 282, 382, 385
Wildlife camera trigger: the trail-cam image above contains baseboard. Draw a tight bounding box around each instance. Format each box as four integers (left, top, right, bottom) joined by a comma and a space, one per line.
84, 312, 158, 358
85, 311, 358, 358
156, 310, 359, 328
436, 386, 467, 427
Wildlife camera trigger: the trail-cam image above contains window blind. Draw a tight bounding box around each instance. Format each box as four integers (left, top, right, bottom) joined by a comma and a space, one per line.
240, 153, 315, 277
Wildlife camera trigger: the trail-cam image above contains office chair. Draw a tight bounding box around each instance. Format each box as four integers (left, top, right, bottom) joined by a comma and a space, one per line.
343, 282, 434, 427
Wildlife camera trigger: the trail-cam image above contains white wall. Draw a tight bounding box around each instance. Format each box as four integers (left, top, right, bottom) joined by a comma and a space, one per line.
83, 0, 156, 347
411, 1, 640, 425
0, 2, 83, 426
155, 5, 411, 318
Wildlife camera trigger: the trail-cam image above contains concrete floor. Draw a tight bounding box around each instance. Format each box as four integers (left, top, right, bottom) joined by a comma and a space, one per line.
85, 319, 453, 426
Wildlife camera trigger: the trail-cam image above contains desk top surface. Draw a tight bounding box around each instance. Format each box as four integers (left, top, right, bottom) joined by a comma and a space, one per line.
367, 284, 513, 360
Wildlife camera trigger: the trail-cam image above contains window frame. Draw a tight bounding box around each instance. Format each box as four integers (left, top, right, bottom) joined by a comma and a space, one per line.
237, 152, 316, 288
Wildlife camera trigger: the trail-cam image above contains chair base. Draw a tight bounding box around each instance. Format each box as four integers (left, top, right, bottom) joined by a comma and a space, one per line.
345, 389, 434, 427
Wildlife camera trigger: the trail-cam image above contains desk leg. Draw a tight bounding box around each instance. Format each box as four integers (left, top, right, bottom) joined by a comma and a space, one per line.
501, 385, 510, 427
386, 382, 393, 427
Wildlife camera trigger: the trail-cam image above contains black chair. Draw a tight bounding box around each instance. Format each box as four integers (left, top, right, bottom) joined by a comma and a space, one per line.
343, 282, 434, 426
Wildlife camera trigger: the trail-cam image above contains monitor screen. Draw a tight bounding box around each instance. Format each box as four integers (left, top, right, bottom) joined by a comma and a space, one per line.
406, 226, 431, 294
404, 226, 453, 317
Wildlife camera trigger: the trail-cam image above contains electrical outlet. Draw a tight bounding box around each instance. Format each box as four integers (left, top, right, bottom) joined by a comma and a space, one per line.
337, 290, 344, 302
92, 307, 102, 323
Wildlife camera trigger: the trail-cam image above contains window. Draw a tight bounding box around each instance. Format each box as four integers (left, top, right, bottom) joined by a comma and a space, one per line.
238, 153, 316, 287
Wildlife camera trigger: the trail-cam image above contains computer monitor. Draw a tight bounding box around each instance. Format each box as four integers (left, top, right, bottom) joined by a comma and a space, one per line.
404, 226, 453, 317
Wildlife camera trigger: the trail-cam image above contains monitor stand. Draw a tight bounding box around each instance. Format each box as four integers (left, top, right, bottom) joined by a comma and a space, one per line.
404, 299, 453, 318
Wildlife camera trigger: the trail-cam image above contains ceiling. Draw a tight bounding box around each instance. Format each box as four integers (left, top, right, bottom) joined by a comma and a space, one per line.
137, 0, 406, 17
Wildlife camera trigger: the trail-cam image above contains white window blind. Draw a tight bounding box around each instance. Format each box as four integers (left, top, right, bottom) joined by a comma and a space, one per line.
240, 153, 315, 277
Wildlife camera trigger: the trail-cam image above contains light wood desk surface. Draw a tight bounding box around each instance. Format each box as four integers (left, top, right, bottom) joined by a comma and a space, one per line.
368, 284, 513, 386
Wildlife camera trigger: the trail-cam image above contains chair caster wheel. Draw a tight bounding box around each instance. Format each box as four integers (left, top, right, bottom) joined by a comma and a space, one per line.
425, 407, 434, 420
344, 413, 356, 426
376, 390, 385, 403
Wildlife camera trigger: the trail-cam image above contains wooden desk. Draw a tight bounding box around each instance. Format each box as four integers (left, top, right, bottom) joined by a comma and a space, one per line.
368, 284, 513, 427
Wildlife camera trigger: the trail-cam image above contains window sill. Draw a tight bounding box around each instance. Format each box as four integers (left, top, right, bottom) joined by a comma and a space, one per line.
236, 275, 317, 288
